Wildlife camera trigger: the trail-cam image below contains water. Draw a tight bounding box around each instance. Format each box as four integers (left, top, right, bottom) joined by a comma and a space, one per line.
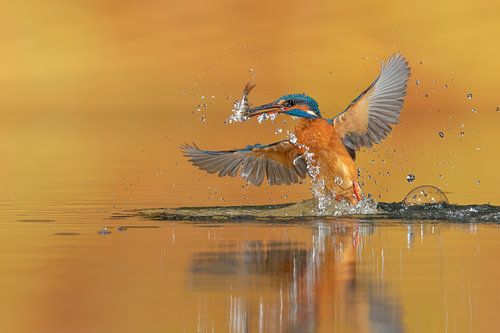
2, 128, 498, 333
1, 202, 498, 333
137, 201, 500, 223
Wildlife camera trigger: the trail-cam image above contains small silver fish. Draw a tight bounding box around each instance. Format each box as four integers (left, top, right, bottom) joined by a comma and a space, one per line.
226, 82, 255, 123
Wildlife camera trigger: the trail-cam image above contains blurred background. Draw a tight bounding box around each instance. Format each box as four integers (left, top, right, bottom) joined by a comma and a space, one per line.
1, 0, 499, 211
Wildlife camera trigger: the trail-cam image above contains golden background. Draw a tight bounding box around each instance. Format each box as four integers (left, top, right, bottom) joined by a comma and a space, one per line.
0, 2, 499, 332
1, 0, 499, 209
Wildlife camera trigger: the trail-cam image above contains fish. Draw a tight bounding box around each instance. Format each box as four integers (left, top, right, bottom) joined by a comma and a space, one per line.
226, 82, 255, 123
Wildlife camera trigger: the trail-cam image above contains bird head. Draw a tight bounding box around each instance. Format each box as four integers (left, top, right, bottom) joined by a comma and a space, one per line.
246, 94, 321, 119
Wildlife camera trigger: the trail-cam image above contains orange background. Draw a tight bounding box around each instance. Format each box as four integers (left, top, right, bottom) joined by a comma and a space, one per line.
1, 0, 499, 209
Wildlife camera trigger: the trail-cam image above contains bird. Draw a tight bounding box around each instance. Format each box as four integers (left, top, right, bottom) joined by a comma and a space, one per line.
182, 54, 410, 203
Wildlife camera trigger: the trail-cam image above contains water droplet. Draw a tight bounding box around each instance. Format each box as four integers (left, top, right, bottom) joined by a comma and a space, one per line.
334, 176, 344, 185
460, 131, 464, 136
406, 173, 416, 183
496, 106, 500, 112
443, 84, 448, 89
438, 131, 445, 138
98, 227, 111, 235
432, 80, 436, 84
471, 108, 477, 114
466, 92, 473, 99
424, 93, 429, 98
274, 128, 283, 134
438, 174, 443, 179
476, 179, 481, 185
201, 95, 205, 99
269, 113, 277, 121
201, 115, 207, 122
257, 113, 268, 124
416, 80, 420, 85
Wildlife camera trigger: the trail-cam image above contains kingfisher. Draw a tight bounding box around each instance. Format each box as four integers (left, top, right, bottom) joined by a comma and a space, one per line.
182, 54, 410, 203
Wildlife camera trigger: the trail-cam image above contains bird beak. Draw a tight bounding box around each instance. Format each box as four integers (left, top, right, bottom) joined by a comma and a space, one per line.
246, 102, 283, 117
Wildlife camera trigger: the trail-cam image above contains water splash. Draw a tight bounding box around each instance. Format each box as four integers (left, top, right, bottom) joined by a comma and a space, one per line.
403, 185, 448, 205
286, 132, 377, 215
287, 132, 327, 213
257, 113, 269, 123
136, 200, 500, 222
225, 82, 254, 124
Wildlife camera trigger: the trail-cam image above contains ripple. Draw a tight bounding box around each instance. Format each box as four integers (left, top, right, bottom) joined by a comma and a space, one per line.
137, 201, 500, 223
17, 219, 56, 223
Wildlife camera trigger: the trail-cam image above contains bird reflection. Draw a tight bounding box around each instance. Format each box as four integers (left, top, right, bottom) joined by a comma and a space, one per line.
189, 222, 404, 333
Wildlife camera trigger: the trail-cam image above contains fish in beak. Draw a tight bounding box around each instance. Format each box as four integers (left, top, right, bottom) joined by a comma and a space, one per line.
226, 82, 256, 123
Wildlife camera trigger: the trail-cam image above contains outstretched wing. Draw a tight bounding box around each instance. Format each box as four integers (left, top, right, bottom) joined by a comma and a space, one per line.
182, 141, 308, 186
333, 53, 410, 151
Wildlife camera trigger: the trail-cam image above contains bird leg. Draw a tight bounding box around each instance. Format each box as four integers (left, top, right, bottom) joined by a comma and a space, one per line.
334, 186, 357, 205
333, 181, 362, 204
353, 181, 362, 202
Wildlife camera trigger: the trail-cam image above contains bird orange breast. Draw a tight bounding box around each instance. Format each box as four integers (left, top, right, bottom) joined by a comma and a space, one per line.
295, 118, 349, 162
294, 118, 358, 193
294, 118, 335, 150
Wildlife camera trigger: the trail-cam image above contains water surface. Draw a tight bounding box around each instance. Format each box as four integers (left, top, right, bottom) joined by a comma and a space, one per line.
1, 202, 498, 333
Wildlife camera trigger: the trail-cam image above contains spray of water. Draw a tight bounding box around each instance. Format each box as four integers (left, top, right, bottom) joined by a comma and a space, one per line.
287, 132, 377, 215
287, 132, 331, 214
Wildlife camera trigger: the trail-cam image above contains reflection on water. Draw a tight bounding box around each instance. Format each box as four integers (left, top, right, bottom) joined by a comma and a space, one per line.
0, 206, 498, 332
190, 222, 403, 332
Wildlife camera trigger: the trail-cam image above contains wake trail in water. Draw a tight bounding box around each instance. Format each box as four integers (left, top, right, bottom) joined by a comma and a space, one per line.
134, 200, 500, 223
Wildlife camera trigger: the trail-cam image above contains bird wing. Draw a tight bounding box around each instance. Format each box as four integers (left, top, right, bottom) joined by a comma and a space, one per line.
332, 53, 410, 151
182, 140, 308, 186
